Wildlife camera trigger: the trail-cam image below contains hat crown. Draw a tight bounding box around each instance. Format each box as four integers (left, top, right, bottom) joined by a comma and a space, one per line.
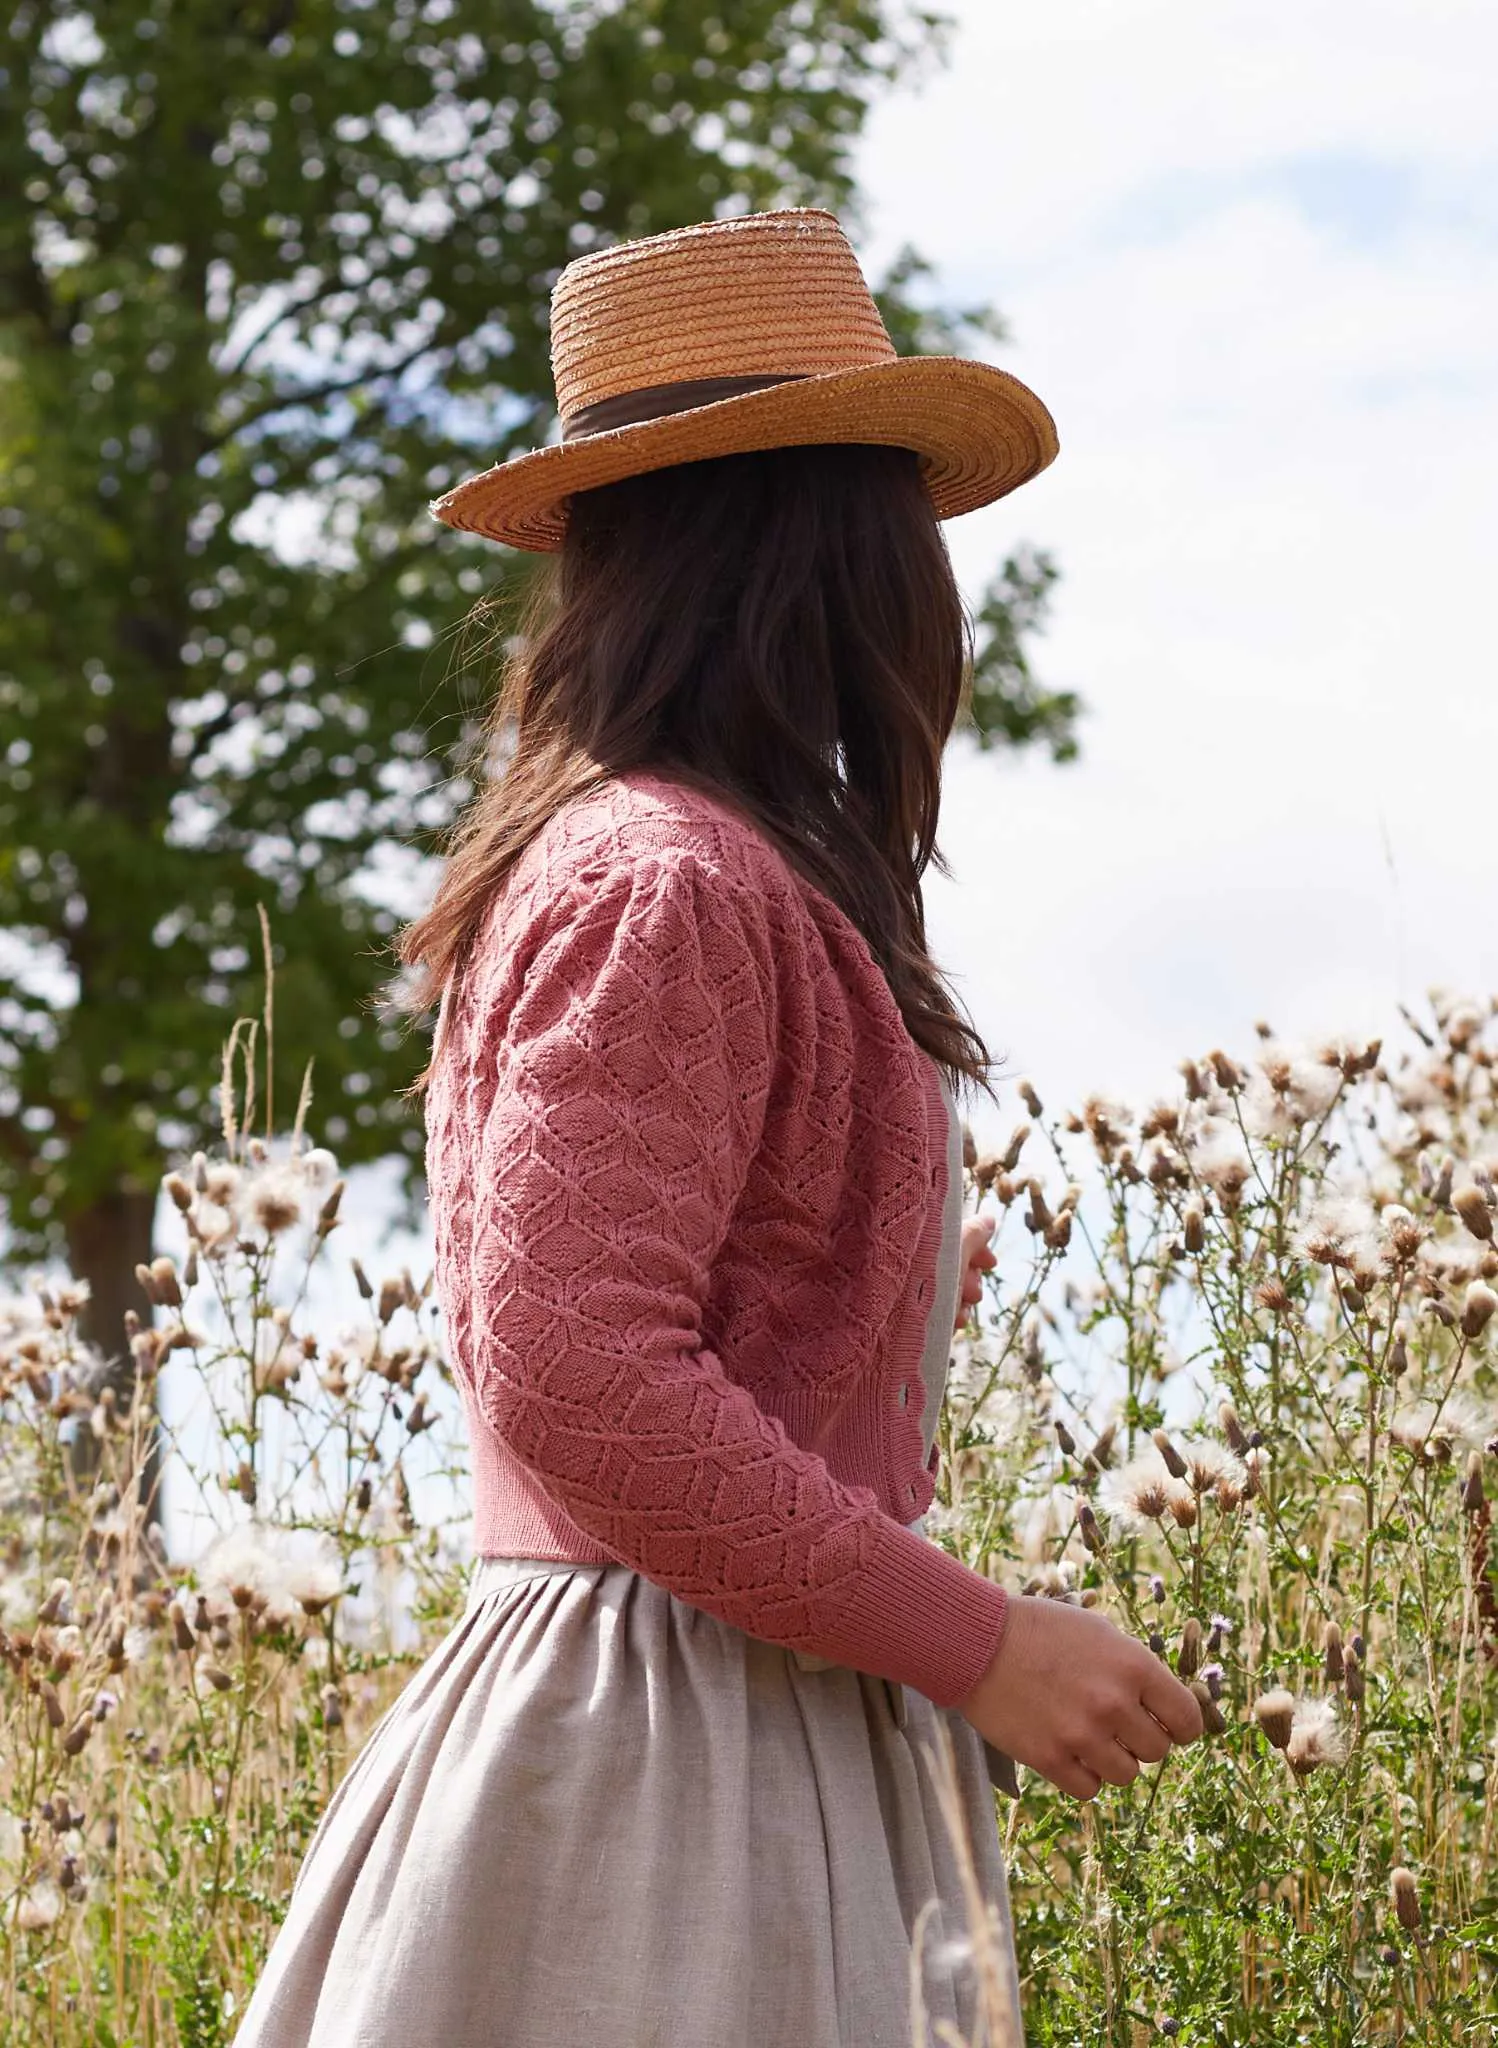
549, 209, 897, 421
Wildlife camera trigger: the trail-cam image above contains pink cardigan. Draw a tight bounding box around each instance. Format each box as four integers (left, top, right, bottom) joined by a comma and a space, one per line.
425, 769, 1010, 1707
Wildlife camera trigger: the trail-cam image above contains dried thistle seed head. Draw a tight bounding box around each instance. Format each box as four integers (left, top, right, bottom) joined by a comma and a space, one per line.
1180, 1058, 1205, 1101
1252, 1689, 1295, 1748
144, 1255, 181, 1309
1023, 1180, 1054, 1234
62, 1715, 93, 1756
961, 1123, 977, 1172
1455, 1184, 1495, 1243
1140, 1100, 1180, 1140
1000, 1123, 1030, 1173
164, 1172, 195, 1213
134, 1262, 161, 1306
1208, 1049, 1243, 1092
1285, 1698, 1348, 1775
1215, 1471, 1244, 1512
1097, 1455, 1183, 1531
1076, 1501, 1105, 1554
1167, 1489, 1199, 1529
1344, 1654, 1365, 1705
1081, 1095, 1132, 1160
1019, 1079, 1043, 1117
1461, 1281, 1497, 1338
376, 1277, 404, 1326
1089, 1420, 1118, 1468
1255, 1278, 1292, 1315
1390, 1867, 1421, 1932
1189, 1678, 1226, 1735
36, 1578, 72, 1627
1461, 1450, 1486, 1513
248, 1169, 303, 1235
1045, 1211, 1074, 1251
1151, 1429, 1188, 1480
972, 1155, 1002, 1194
1389, 1329, 1409, 1377
1218, 1401, 1250, 1455
1182, 1203, 1205, 1254
1380, 1205, 1426, 1262
1176, 1618, 1203, 1679
1054, 1420, 1077, 1457
1323, 1622, 1345, 1683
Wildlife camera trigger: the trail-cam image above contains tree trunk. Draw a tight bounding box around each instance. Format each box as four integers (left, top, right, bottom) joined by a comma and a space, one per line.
64, 1185, 165, 1536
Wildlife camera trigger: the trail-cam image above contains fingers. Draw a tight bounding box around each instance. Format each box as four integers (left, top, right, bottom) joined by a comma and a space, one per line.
1046, 1753, 1104, 1801
1081, 1738, 1142, 1789
1115, 1699, 1174, 1766
1142, 1666, 1206, 1745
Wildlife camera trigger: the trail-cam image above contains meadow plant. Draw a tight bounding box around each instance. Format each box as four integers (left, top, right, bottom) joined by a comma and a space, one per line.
924, 990, 1498, 2046
0, 1028, 468, 2044
2, 993, 1495, 2045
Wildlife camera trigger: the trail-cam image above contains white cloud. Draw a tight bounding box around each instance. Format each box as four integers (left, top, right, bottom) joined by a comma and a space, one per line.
856, 0, 1498, 1133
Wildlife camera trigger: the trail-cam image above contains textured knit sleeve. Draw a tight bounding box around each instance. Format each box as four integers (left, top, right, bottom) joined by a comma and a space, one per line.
466, 850, 1010, 1707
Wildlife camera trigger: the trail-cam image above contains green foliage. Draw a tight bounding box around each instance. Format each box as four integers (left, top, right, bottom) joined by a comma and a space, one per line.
963, 544, 1079, 763
1, 0, 1036, 1272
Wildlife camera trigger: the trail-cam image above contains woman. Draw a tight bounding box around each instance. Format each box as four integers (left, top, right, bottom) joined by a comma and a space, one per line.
233, 208, 1201, 2048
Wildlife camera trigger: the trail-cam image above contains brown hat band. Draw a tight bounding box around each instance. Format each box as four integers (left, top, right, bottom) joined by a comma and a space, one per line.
562, 372, 807, 441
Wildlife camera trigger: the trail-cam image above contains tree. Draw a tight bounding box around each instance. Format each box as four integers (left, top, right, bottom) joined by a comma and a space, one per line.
0, 0, 1075, 1509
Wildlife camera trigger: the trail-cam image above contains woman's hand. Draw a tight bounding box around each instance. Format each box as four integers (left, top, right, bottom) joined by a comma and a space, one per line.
954, 1213, 997, 1331
952, 1595, 1204, 1800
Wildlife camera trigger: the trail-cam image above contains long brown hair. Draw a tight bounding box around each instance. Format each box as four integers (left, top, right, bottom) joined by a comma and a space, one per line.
400, 441, 997, 1104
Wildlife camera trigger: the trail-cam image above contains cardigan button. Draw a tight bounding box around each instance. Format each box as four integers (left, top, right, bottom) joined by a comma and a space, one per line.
898, 1383, 909, 1407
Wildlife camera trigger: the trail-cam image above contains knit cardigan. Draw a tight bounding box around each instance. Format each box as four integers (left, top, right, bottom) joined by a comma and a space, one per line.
424, 768, 1011, 1709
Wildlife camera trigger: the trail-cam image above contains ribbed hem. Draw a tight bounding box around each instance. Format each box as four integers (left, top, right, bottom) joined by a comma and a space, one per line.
823, 1515, 1011, 1709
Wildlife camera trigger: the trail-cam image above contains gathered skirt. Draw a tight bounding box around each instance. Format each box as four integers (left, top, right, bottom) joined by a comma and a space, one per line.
231, 1553, 1024, 2048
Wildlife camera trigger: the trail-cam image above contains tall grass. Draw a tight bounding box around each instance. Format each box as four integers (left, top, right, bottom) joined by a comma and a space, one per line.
930, 991, 1496, 2045
1, 992, 1494, 2045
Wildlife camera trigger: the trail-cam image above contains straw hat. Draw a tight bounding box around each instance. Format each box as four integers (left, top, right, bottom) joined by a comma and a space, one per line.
429, 208, 1058, 552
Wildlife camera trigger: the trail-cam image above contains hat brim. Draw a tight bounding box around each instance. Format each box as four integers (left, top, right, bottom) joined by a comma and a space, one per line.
428, 355, 1059, 552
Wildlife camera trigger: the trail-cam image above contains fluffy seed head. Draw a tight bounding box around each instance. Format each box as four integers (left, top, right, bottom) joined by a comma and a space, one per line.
1190, 1678, 1227, 1735
1390, 1867, 1421, 1932
1286, 1698, 1348, 1775
1152, 1429, 1187, 1480
1254, 1689, 1295, 1749
1461, 1281, 1497, 1339
1454, 1184, 1494, 1243
1176, 1617, 1202, 1679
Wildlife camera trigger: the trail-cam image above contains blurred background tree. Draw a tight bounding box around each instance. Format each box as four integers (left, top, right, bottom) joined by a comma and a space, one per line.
0, 0, 1075, 1515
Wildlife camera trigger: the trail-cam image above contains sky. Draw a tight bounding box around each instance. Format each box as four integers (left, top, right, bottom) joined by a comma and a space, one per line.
850, 0, 1498, 1145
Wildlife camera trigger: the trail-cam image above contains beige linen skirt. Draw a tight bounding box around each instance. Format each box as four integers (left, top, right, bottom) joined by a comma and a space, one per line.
232, 1552, 1023, 2048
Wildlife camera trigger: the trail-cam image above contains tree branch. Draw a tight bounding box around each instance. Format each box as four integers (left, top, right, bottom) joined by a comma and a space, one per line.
201, 334, 442, 454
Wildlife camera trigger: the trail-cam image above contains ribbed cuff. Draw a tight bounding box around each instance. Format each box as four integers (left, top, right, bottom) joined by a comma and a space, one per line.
825, 1514, 1011, 1709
